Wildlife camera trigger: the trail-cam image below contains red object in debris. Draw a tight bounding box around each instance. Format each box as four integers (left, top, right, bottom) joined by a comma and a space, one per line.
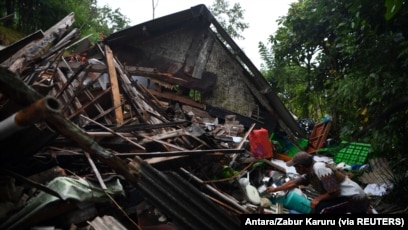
248, 128, 273, 159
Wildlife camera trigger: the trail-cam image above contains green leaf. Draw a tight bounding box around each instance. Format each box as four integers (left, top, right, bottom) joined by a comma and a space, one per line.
384, 0, 403, 20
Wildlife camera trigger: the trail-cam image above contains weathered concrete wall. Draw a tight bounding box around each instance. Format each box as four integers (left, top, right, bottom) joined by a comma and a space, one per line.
120, 26, 258, 118
204, 38, 257, 118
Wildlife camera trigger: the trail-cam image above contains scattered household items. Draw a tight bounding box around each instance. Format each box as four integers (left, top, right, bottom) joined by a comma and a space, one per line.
0, 3, 400, 229
0, 5, 302, 228
248, 128, 273, 159
269, 189, 312, 214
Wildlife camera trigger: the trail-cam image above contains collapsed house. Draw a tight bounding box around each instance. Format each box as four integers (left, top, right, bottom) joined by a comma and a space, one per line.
0, 4, 396, 230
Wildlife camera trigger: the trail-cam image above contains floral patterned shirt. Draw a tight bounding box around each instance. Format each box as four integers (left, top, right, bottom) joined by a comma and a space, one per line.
297, 161, 366, 198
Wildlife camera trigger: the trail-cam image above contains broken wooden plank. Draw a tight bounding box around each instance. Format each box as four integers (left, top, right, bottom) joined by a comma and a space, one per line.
91, 99, 126, 123
115, 120, 189, 132
138, 133, 186, 151
38, 28, 81, 63
0, 30, 44, 63
104, 45, 123, 125
115, 148, 245, 158
125, 66, 188, 84
137, 129, 190, 145
84, 152, 107, 190
53, 68, 86, 116
0, 67, 141, 185
58, 61, 106, 73
83, 89, 112, 125
147, 89, 205, 110
54, 62, 85, 98
67, 87, 112, 120
5, 13, 75, 73
229, 123, 256, 168
179, 167, 249, 214
97, 43, 166, 125
80, 114, 145, 151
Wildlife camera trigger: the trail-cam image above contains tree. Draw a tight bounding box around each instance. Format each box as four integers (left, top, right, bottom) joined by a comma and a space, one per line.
89, 3, 130, 40
151, 0, 159, 20
208, 0, 249, 41
0, 0, 130, 42
259, 0, 327, 120
261, 0, 408, 206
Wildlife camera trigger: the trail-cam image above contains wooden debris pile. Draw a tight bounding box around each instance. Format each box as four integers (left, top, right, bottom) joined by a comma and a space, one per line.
0, 13, 285, 229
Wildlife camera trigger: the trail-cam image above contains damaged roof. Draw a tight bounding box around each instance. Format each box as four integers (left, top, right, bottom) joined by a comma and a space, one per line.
0, 5, 320, 229
104, 4, 306, 139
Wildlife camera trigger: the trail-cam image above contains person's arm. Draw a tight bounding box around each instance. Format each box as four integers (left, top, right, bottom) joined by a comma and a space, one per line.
311, 163, 342, 209
310, 190, 340, 209
267, 179, 298, 193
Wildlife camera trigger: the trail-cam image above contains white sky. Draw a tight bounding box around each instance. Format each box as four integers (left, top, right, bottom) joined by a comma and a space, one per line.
97, 0, 296, 69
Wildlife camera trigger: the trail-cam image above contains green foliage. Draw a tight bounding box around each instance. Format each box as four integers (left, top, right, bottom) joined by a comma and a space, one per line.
384, 0, 404, 20
0, 25, 25, 45
0, 0, 130, 43
91, 4, 130, 35
383, 154, 408, 209
209, 0, 249, 40
261, 0, 408, 206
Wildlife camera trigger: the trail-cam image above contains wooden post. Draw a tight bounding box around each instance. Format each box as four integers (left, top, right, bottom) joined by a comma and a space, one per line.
104, 44, 123, 125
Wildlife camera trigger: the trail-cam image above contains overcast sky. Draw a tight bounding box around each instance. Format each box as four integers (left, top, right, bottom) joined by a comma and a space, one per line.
97, 0, 296, 68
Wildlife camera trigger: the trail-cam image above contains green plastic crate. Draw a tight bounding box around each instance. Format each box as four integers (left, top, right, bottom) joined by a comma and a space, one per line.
286, 138, 309, 157
333, 141, 371, 165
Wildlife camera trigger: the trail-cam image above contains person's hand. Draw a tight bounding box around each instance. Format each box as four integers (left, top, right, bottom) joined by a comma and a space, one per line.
267, 186, 277, 193
310, 197, 320, 210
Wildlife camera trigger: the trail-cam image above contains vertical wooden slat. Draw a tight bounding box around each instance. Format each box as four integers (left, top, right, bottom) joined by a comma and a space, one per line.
104, 44, 123, 125
54, 67, 85, 116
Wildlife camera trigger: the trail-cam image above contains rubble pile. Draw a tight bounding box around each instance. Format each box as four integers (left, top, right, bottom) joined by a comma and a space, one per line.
0, 12, 289, 230
2, 6, 398, 229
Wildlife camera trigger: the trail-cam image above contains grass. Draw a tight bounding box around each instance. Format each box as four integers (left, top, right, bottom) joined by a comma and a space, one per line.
0, 25, 25, 46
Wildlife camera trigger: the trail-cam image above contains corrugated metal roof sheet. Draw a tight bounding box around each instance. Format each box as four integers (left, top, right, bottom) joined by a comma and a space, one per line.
131, 157, 241, 229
